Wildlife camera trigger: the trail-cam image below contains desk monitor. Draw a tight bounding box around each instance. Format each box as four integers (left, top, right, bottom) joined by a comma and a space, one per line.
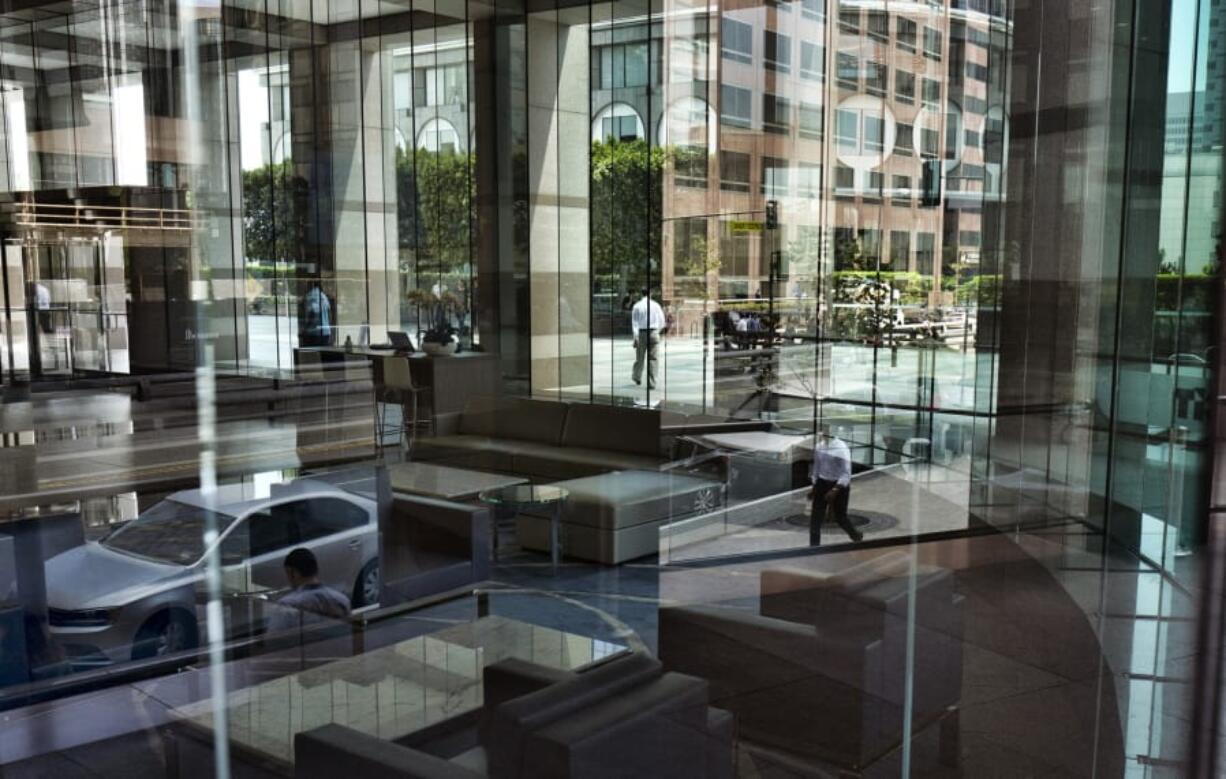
389, 331, 415, 351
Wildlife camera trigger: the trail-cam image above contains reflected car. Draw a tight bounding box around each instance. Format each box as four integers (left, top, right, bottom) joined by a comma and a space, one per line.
44, 480, 379, 667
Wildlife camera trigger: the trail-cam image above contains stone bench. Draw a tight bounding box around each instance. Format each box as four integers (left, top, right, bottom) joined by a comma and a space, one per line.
517, 469, 724, 564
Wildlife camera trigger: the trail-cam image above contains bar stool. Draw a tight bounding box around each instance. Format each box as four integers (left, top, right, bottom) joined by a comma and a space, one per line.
377, 356, 425, 453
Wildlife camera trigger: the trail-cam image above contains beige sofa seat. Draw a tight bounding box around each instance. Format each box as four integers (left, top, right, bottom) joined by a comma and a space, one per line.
415, 435, 512, 473
511, 443, 664, 481
561, 403, 662, 458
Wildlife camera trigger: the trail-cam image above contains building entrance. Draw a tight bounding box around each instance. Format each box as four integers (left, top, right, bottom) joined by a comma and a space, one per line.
0, 234, 129, 385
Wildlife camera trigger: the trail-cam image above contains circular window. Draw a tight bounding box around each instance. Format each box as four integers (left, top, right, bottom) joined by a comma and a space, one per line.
913, 100, 965, 170
657, 96, 717, 153
833, 95, 896, 171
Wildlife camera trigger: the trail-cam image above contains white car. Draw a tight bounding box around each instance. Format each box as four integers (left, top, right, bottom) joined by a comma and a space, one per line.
44, 479, 379, 666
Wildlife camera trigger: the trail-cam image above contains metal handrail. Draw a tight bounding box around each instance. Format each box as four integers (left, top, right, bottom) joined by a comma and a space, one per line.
6, 201, 196, 231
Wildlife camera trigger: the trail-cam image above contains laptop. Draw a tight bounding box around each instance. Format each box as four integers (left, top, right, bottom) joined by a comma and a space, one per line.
388, 331, 415, 352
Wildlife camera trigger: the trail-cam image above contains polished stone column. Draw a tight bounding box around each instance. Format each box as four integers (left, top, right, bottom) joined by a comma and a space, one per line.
526, 7, 590, 398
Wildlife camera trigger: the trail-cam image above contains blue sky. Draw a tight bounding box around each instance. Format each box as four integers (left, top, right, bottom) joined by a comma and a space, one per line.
1167, 0, 1207, 94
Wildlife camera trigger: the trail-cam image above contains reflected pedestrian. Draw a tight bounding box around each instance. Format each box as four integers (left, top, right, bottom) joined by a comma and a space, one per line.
631, 287, 665, 389
299, 284, 333, 347
809, 427, 863, 545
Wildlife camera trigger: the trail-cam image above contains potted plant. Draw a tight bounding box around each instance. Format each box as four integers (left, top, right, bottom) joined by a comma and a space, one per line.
407, 287, 462, 355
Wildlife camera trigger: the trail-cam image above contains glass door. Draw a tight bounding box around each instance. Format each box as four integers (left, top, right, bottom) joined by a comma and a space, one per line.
20, 236, 130, 380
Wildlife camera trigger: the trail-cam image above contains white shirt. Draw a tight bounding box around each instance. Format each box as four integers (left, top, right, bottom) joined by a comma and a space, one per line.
810, 436, 851, 488
266, 583, 352, 634
631, 296, 666, 339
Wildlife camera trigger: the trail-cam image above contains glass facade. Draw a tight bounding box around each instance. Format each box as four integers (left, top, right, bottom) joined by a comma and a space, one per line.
0, 0, 1222, 776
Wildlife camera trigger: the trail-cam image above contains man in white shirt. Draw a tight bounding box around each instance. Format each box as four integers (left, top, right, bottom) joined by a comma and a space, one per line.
809, 428, 863, 545
631, 287, 666, 389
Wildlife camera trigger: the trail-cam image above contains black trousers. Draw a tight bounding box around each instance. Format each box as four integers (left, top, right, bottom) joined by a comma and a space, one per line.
810, 478, 856, 545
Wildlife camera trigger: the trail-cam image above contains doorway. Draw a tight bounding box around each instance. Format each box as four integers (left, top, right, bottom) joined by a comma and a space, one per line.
0, 234, 130, 384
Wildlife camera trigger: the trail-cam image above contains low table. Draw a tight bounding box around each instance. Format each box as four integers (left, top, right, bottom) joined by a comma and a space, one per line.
165, 615, 625, 776
479, 484, 569, 570
387, 461, 527, 500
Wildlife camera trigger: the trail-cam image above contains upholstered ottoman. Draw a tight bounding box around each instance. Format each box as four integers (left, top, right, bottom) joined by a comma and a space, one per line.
517, 470, 724, 564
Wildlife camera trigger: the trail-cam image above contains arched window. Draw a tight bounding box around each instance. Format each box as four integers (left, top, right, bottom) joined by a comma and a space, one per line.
592, 103, 645, 143
417, 118, 460, 154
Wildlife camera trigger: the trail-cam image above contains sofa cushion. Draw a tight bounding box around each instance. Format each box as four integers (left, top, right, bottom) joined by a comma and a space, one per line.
523, 672, 713, 779
457, 396, 502, 437
562, 403, 661, 456
554, 446, 664, 472
486, 652, 662, 778
761, 552, 912, 600
294, 724, 481, 779
510, 444, 663, 482
413, 434, 498, 462
759, 555, 917, 630
496, 398, 570, 445
480, 659, 575, 745
414, 435, 514, 473
457, 397, 569, 446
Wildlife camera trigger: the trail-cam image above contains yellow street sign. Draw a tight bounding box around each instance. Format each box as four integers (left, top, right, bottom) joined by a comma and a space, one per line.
730, 220, 764, 233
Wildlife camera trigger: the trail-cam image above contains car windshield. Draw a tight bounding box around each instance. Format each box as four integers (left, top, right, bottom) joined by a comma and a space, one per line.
101, 499, 237, 566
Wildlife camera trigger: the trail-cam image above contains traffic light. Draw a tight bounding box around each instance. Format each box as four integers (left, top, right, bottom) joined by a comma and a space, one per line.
765, 199, 779, 230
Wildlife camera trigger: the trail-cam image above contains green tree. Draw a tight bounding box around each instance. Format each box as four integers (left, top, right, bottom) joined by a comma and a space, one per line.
396, 147, 475, 279
784, 229, 822, 280
241, 160, 309, 264
673, 224, 715, 298
590, 139, 665, 294
834, 234, 867, 271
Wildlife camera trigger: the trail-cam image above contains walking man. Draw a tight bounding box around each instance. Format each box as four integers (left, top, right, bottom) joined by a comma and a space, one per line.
809, 427, 863, 545
631, 287, 666, 389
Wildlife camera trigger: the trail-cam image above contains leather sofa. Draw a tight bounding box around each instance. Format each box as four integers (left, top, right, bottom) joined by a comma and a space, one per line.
657, 552, 963, 773
418, 397, 667, 481
293, 651, 735, 779
419, 397, 729, 564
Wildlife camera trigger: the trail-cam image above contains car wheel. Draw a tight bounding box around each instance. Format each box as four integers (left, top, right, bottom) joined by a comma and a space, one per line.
132, 611, 197, 661
353, 559, 380, 608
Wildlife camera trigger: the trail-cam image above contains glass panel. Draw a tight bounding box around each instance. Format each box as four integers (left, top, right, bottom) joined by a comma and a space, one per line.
0, 1, 1218, 776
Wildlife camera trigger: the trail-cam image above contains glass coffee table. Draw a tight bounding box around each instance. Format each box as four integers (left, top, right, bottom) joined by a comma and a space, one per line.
478, 484, 569, 570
